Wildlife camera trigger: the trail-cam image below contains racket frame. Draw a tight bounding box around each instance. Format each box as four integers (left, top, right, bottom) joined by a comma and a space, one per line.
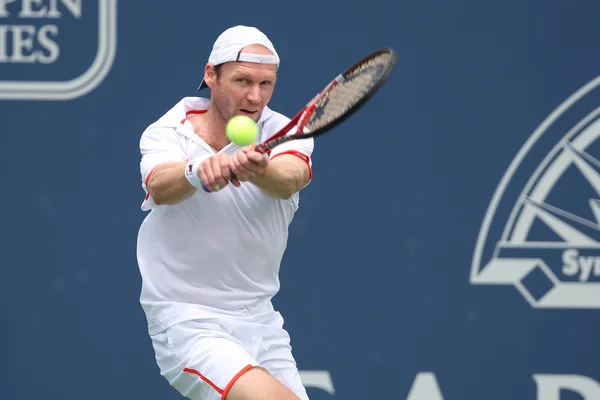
254, 48, 397, 154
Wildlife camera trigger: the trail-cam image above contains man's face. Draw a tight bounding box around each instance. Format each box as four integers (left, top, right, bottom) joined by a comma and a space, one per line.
208, 45, 277, 123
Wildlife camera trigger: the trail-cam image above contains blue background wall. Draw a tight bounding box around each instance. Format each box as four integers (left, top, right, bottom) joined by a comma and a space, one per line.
3, 1, 600, 399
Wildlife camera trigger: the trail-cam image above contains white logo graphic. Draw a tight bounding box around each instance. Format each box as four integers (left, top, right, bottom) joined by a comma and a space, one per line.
299, 371, 335, 395
407, 372, 600, 400
299, 370, 600, 399
0, 0, 117, 100
471, 76, 600, 308
406, 372, 444, 400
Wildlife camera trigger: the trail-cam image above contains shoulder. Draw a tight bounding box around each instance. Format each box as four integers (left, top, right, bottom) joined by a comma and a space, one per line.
139, 126, 181, 154
146, 97, 211, 130
140, 97, 210, 147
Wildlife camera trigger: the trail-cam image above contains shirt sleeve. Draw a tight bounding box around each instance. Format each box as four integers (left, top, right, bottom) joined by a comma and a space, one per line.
267, 129, 315, 184
139, 127, 187, 211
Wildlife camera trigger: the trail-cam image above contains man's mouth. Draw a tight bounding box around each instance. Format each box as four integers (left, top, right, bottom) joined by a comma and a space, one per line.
240, 109, 258, 116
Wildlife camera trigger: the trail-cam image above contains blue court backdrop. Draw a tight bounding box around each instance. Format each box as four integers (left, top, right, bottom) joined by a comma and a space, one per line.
3, 1, 600, 399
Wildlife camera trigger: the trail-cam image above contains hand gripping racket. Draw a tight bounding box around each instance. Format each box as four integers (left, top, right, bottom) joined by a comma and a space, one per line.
202, 48, 398, 192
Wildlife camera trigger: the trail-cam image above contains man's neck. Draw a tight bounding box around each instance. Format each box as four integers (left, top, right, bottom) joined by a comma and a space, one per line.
189, 106, 230, 152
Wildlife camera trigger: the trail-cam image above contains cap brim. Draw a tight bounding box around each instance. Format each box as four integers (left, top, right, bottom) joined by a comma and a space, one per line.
197, 80, 209, 91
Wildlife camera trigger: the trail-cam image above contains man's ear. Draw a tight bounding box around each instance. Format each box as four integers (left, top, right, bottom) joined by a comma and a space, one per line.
204, 63, 218, 89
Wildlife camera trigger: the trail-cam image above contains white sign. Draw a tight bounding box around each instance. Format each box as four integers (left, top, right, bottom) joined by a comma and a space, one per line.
406, 372, 600, 400
300, 370, 335, 395
0, 0, 117, 100
301, 370, 600, 399
470, 75, 600, 308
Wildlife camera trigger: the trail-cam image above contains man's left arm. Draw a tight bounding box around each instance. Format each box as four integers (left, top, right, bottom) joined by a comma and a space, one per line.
252, 153, 311, 199
229, 147, 311, 199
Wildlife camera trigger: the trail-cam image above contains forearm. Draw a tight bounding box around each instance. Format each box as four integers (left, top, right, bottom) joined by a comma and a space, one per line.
147, 162, 197, 205
251, 155, 309, 199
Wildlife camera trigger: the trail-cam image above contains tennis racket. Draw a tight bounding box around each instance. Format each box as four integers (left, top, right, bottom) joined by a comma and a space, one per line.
202, 47, 398, 192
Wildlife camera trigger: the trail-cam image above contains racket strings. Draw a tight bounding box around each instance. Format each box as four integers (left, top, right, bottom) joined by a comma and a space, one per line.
306, 53, 391, 131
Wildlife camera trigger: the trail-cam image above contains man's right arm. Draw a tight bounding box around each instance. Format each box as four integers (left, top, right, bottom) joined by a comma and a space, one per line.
146, 154, 241, 205
146, 162, 196, 205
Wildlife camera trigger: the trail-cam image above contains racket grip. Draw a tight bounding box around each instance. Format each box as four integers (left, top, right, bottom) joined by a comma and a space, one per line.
200, 181, 211, 193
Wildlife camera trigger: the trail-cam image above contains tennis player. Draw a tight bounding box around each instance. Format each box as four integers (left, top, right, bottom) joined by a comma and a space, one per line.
136, 25, 314, 400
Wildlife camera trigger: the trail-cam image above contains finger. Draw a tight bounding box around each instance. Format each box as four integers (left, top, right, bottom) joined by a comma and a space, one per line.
235, 150, 264, 175
236, 149, 250, 165
240, 161, 262, 177
226, 159, 241, 187
231, 155, 252, 182
230, 175, 241, 187
199, 158, 217, 191
246, 150, 268, 167
239, 155, 266, 177
210, 155, 229, 189
235, 151, 256, 179
219, 154, 233, 182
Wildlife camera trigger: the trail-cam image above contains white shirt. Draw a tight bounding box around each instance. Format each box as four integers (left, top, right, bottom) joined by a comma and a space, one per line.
136, 97, 314, 335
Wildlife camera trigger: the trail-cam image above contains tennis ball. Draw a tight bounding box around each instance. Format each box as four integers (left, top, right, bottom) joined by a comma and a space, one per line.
226, 115, 259, 146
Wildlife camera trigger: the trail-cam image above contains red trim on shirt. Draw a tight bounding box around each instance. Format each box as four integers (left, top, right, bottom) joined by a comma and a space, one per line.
222, 364, 253, 400
183, 368, 223, 395
143, 165, 161, 200
186, 109, 208, 116
270, 150, 313, 180
181, 109, 208, 124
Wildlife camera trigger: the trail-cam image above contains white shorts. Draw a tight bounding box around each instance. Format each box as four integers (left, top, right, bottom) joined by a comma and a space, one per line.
150, 306, 309, 400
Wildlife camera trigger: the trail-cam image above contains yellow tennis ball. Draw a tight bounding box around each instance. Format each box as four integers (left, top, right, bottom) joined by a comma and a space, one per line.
226, 115, 259, 146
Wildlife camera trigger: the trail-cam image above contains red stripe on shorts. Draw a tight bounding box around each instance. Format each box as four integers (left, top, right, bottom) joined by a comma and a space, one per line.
183, 368, 223, 395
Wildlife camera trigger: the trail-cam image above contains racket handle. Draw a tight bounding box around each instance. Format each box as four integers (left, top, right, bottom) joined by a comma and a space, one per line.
200, 181, 210, 193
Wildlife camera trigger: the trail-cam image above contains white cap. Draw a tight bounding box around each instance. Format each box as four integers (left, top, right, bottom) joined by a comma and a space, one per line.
197, 25, 280, 90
